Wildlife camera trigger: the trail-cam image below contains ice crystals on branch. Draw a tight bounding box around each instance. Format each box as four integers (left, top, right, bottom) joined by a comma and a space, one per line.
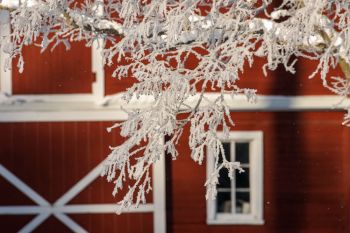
1, 0, 350, 212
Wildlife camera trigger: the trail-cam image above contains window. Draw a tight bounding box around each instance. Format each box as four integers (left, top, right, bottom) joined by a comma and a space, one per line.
0, 10, 105, 102
206, 131, 264, 225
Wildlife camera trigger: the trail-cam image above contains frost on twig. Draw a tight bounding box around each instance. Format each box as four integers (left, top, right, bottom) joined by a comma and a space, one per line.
1, 0, 350, 212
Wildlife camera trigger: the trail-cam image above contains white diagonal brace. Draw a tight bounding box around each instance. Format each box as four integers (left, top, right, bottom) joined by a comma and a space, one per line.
54, 160, 105, 206
18, 213, 50, 233
54, 213, 88, 233
0, 164, 50, 206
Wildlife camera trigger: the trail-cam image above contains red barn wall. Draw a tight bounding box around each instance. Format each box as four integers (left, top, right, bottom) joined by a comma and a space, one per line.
12, 42, 94, 94
168, 111, 349, 233
3, 40, 350, 233
11, 43, 340, 96
0, 122, 153, 233
103, 55, 339, 96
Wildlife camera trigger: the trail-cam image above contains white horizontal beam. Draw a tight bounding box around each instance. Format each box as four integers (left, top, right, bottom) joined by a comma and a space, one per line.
184, 94, 349, 111
0, 95, 348, 122
57, 204, 154, 214
0, 206, 47, 215
0, 204, 154, 214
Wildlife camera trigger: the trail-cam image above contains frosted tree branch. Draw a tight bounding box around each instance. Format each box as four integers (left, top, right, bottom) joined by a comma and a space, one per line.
1, 0, 350, 211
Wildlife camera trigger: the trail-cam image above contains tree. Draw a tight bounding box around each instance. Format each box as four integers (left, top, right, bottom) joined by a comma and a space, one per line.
0, 0, 350, 212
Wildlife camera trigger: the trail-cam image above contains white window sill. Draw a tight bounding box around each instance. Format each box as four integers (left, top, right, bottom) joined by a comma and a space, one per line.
207, 215, 265, 225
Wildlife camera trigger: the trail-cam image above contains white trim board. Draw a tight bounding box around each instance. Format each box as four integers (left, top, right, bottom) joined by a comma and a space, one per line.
0, 10, 12, 95
0, 95, 348, 122
0, 204, 154, 215
152, 138, 167, 233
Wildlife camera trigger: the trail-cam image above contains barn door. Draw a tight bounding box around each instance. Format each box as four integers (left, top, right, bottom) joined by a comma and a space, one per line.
0, 122, 166, 233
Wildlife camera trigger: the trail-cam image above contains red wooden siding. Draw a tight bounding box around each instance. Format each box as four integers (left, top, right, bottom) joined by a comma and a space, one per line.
103, 53, 339, 96
104, 57, 137, 95
168, 111, 349, 233
7, 37, 340, 97
236, 57, 341, 96
0, 122, 153, 233
12, 43, 94, 94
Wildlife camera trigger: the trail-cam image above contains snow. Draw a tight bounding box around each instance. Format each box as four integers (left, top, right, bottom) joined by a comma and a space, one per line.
0, 9, 9, 24
1, 0, 37, 7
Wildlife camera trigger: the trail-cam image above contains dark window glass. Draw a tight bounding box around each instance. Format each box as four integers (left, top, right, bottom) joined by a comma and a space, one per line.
215, 141, 252, 216
218, 142, 231, 188
218, 142, 231, 164
235, 142, 249, 164
235, 192, 251, 214
235, 168, 250, 188
217, 192, 231, 213
218, 168, 231, 188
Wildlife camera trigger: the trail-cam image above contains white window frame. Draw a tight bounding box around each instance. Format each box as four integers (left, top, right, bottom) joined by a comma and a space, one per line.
0, 11, 105, 102
206, 131, 264, 225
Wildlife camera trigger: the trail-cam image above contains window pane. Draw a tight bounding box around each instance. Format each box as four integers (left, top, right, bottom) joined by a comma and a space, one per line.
235, 168, 250, 188
217, 192, 231, 213
235, 142, 249, 164
218, 142, 231, 188
236, 192, 251, 214
218, 168, 231, 188
218, 142, 231, 164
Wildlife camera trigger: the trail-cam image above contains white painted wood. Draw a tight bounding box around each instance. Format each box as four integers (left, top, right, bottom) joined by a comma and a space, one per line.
91, 1, 105, 102
98, 93, 350, 111
92, 39, 105, 101
0, 206, 47, 214
0, 164, 50, 206
54, 160, 105, 206
0, 164, 84, 232
54, 213, 88, 233
206, 145, 216, 222
231, 142, 237, 215
254, 132, 264, 225
0, 161, 157, 232
207, 217, 265, 225
152, 139, 167, 233
18, 213, 50, 233
0, 11, 12, 95
206, 131, 264, 225
0, 95, 348, 122
56, 204, 154, 213
0, 204, 154, 214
